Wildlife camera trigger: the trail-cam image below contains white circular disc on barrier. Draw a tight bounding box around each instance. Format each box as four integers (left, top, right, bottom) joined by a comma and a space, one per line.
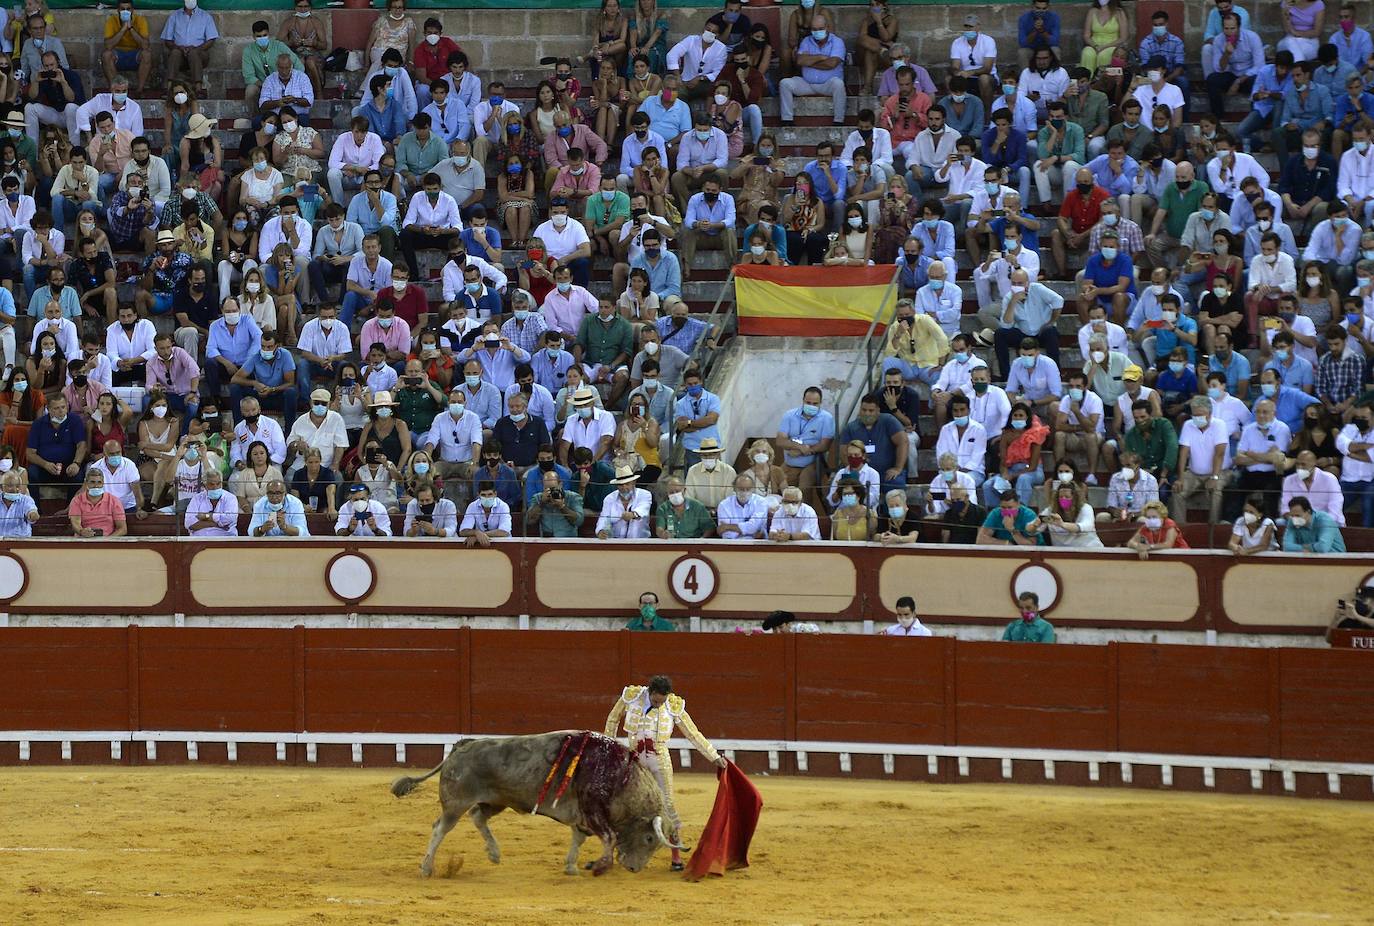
668, 555, 718, 606
0, 553, 24, 600
327, 553, 375, 603
1011, 564, 1060, 612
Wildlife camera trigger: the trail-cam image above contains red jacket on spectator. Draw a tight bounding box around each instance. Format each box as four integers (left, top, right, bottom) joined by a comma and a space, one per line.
374, 284, 431, 328
414, 37, 463, 84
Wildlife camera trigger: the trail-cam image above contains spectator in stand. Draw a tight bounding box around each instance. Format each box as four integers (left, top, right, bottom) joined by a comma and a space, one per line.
1124, 498, 1187, 558
765, 484, 818, 542
936, 394, 990, 485
1100, 451, 1159, 524
1282, 448, 1344, 523
710, 471, 764, 540
336, 482, 392, 538
1002, 592, 1054, 642
1064, 67, 1109, 159
1048, 167, 1107, 279
1054, 370, 1105, 479
1335, 404, 1374, 524
1273, 59, 1332, 163
1227, 493, 1278, 554
1171, 395, 1232, 523
595, 465, 651, 539
1283, 495, 1346, 551
775, 386, 833, 507
183, 470, 238, 537
839, 394, 907, 495
26, 393, 85, 501
1205, 13, 1264, 122
780, 11, 846, 127
102, 0, 152, 96
1280, 129, 1337, 240
1033, 100, 1084, 208
1004, 336, 1063, 425
246, 478, 309, 537
68, 467, 125, 538
1226, 398, 1291, 519
160, 0, 218, 94
649, 474, 708, 540
977, 487, 1043, 546
526, 466, 584, 538
1017, 0, 1061, 71
684, 437, 734, 510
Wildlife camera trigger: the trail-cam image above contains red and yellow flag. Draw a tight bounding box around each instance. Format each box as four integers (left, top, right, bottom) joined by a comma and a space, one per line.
734, 265, 899, 336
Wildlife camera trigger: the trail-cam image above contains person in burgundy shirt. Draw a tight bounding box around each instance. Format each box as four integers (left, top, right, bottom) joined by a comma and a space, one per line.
370, 264, 432, 330
1049, 167, 1108, 278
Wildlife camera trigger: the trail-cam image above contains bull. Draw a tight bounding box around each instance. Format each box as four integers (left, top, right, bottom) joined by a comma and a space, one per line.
390, 730, 685, 876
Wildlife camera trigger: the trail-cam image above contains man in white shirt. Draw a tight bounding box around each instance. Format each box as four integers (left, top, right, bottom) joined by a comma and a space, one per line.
595, 467, 652, 539
767, 485, 821, 541
666, 20, 727, 98
930, 334, 978, 426
973, 218, 1040, 319
961, 362, 1011, 444
76, 76, 144, 137
903, 105, 959, 185
949, 14, 999, 103
1205, 135, 1270, 203
1054, 370, 1106, 479
1245, 233, 1297, 321
469, 80, 522, 166
459, 480, 513, 546
1205, 372, 1254, 439
925, 452, 979, 516
295, 304, 352, 397
105, 304, 156, 387
933, 136, 987, 233
286, 388, 349, 477
935, 393, 989, 480
399, 172, 462, 279
1131, 60, 1185, 127
326, 117, 385, 206
559, 387, 615, 463
335, 483, 392, 537
532, 198, 593, 285
424, 386, 483, 507
914, 261, 962, 338
1339, 124, 1374, 225
1076, 303, 1129, 361
94, 438, 145, 514
1226, 398, 1290, 520
617, 196, 675, 263
30, 300, 79, 359
716, 471, 769, 539
1335, 406, 1374, 525
1170, 395, 1232, 523
840, 110, 894, 174
1280, 449, 1345, 524
231, 395, 288, 468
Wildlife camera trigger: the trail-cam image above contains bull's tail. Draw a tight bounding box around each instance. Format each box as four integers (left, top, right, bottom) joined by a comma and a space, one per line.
391, 762, 444, 798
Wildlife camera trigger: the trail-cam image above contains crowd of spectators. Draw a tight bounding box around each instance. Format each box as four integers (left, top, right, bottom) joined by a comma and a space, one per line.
0, 0, 1367, 555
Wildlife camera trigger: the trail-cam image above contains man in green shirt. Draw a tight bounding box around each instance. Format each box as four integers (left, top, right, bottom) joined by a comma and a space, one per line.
655, 475, 715, 539
585, 176, 631, 259
1124, 402, 1179, 487
626, 592, 675, 631
242, 20, 302, 112
572, 446, 616, 514
396, 359, 446, 435
576, 298, 634, 407
1002, 592, 1056, 643
1145, 159, 1209, 268
975, 489, 1046, 545
395, 114, 449, 191
1064, 67, 1109, 159
526, 467, 585, 537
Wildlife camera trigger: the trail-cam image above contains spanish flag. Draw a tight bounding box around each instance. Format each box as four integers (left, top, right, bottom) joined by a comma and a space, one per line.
734, 265, 900, 337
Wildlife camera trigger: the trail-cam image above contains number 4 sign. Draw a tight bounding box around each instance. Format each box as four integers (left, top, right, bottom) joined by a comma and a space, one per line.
668, 554, 719, 606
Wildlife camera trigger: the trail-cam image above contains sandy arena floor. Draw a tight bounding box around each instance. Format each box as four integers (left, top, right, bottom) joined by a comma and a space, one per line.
0, 767, 1371, 925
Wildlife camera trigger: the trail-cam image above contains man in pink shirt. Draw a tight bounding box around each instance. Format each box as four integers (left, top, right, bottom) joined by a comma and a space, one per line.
145, 332, 202, 416
549, 148, 603, 214
538, 264, 598, 340
544, 111, 609, 177
68, 468, 128, 537
357, 300, 413, 368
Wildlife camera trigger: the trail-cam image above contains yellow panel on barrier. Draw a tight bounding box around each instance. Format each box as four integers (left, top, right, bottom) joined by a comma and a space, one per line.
1222, 563, 1366, 628
15, 548, 168, 608
189, 547, 340, 609
534, 548, 857, 615
367, 549, 512, 609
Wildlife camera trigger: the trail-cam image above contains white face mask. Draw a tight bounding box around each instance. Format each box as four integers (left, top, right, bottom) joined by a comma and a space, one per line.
1144, 516, 1163, 530
174, 92, 189, 105
425, 33, 440, 45
668, 492, 685, 506
1242, 511, 1258, 526
1091, 350, 1106, 363
703, 458, 718, 471
783, 502, 800, 516
245, 282, 261, 294
714, 93, 728, 106
1295, 467, 1313, 481
753, 452, 769, 464
1120, 466, 1136, 481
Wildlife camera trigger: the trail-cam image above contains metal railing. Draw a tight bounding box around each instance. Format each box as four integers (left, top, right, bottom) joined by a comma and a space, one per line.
832, 266, 904, 448
666, 267, 738, 472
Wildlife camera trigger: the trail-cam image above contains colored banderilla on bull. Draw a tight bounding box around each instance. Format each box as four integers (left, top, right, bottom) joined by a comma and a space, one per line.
531, 732, 591, 814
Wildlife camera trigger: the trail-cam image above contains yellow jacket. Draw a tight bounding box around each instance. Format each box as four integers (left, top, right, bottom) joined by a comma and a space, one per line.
604, 685, 720, 766
883, 312, 950, 369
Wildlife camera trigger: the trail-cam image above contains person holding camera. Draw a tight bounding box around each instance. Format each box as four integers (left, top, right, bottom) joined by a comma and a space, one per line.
526, 465, 584, 538
335, 481, 392, 537
1329, 585, 1374, 642
25, 50, 84, 148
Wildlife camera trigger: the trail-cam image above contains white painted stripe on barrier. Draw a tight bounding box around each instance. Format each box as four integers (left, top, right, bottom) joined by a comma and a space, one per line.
839, 752, 851, 773
1043, 759, 1055, 781
227, 742, 237, 763
351, 744, 362, 764
186, 742, 198, 762
882, 754, 894, 775
1161, 765, 1173, 788
4, 732, 1373, 791
1204, 767, 1215, 789
1000, 758, 1011, 780
395, 744, 405, 764
60, 741, 70, 761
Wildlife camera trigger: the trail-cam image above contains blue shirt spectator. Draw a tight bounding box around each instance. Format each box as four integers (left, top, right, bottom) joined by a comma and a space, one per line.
657, 314, 710, 354
937, 93, 986, 138
1264, 354, 1316, 392
206, 314, 263, 369
910, 218, 955, 261
673, 387, 721, 452
358, 97, 408, 143
1333, 87, 1374, 134
1083, 249, 1138, 297
683, 190, 737, 237
1313, 58, 1358, 99
1018, 7, 1060, 50
1154, 313, 1199, 362
1138, 28, 1186, 75
742, 221, 788, 262
802, 158, 847, 206
1086, 152, 1139, 197
989, 213, 1040, 252
839, 411, 905, 480
777, 404, 836, 468
637, 94, 692, 143
1248, 64, 1293, 118
630, 250, 683, 300
1265, 383, 1322, 432
797, 32, 845, 86
1208, 349, 1253, 396
0, 491, 36, 537
1278, 80, 1333, 131
29, 409, 86, 468
237, 347, 297, 389
1331, 24, 1374, 69
1000, 281, 1063, 333
895, 250, 932, 292
346, 187, 399, 234
1204, 3, 1251, 40
980, 125, 1029, 174
423, 98, 471, 144
461, 225, 502, 255
1281, 508, 1346, 552
247, 493, 310, 536
471, 462, 521, 509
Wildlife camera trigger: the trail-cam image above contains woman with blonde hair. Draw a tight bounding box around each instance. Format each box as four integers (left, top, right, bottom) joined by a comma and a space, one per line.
1125, 499, 1189, 559
744, 438, 786, 510
239, 269, 276, 334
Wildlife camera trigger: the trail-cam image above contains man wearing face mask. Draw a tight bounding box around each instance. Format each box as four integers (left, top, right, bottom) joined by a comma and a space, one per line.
1002, 592, 1055, 642
394, 113, 448, 194
1225, 398, 1291, 519
145, 332, 201, 419
595, 466, 652, 540
924, 448, 980, 519
712, 472, 767, 539
677, 176, 734, 284
1334, 404, 1374, 524
1302, 200, 1360, 294
775, 386, 834, 506
182, 469, 237, 536
533, 199, 593, 287
1144, 160, 1207, 269
160, 0, 219, 93
684, 437, 735, 509
399, 172, 461, 281
1283, 495, 1346, 552
102, 0, 152, 96
526, 463, 583, 538
671, 113, 728, 219
231, 330, 300, 419
229, 395, 287, 469
1170, 395, 1232, 523
335, 482, 392, 537
78, 77, 144, 148
243, 24, 303, 114
359, 48, 417, 128
104, 303, 155, 388
1054, 370, 1107, 479
421, 386, 483, 506
1048, 168, 1106, 278
666, 20, 728, 101
766, 485, 820, 542
1279, 128, 1337, 240
1101, 450, 1159, 523
247, 479, 309, 537
786, 11, 851, 125
1281, 448, 1344, 524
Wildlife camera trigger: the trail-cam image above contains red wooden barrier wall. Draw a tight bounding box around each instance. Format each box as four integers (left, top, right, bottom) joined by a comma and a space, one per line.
3, 629, 1372, 775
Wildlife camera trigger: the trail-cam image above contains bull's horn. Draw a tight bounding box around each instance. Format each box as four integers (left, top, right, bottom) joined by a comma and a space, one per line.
652, 815, 689, 850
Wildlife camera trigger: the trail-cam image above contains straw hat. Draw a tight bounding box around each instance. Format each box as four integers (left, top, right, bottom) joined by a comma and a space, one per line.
368, 390, 397, 407
609, 465, 639, 485
185, 113, 213, 139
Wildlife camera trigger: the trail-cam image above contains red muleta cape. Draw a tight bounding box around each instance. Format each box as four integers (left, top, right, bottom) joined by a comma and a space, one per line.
683, 760, 762, 882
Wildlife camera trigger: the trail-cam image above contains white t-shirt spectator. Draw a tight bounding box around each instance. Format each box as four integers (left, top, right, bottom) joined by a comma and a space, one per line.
531, 216, 589, 262
1178, 416, 1232, 475
1058, 390, 1106, 434
768, 502, 821, 540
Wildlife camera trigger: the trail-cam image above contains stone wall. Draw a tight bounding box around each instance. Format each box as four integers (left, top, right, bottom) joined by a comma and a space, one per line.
47, 4, 1297, 76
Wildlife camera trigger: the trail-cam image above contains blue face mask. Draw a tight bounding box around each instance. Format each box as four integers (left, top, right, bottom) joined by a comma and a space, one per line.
1348, 312, 1363, 325
267, 501, 284, 512
839, 494, 857, 508
507, 162, 522, 174
811, 29, 828, 42
687, 384, 703, 397
1100, 247, 1118, 261
1206, 386, 1221, 400
931, 279, 944, 291
514, 309, 529, 321
1200, 209, 1216, 221
1168, 361, 1185, 373
1019, 355, 1036, 369
206, 487, 223, 501
1152, 24, 1167, 37
1260, 383, 1277, 397
414, 461, 431, 474
510, 412, 527, 423
952, 351, 968, 363
1010, 418, 1027, 430
922, 218, 938, 229
384, 66, 399, 77
963, 30, 976, 42
557, 125, 572, 137
255, 35, 270, 48
952, 415, 969, 427
233, 219, 248, 231
507, 123, 521, 135
1274, 348, 1290, 361
801, 403, 819, 417
106, 455, 123, 468
88, 486, 105, 498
